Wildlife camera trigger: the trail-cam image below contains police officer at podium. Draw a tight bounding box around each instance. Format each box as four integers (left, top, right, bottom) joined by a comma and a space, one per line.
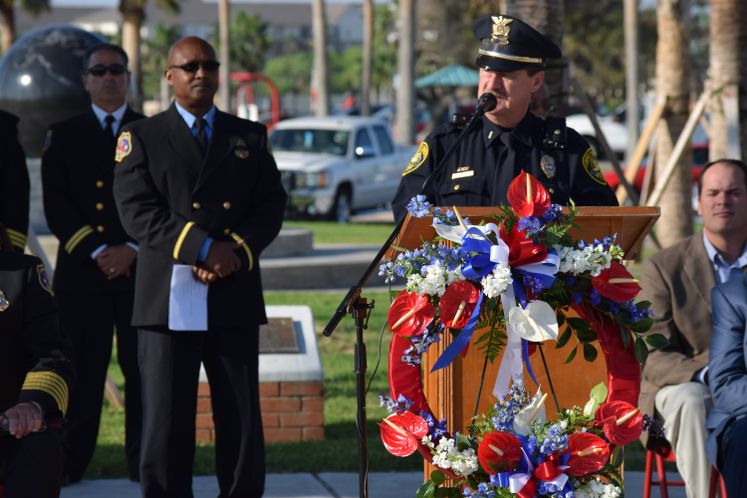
392, 14, 617, 223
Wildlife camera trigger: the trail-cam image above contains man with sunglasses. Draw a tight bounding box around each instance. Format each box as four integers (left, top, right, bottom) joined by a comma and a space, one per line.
41, 43, 144, 485
114, 37, 286, 498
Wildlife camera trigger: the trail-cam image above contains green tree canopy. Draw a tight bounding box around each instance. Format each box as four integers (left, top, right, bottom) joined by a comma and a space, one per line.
213, 11, 269, 73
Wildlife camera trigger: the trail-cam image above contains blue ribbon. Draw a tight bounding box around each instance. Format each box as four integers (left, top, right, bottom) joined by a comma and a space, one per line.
522, 340, 538, 386
431, 292, 484, 371
492, 472, 511, 488
460, 228, 499, 280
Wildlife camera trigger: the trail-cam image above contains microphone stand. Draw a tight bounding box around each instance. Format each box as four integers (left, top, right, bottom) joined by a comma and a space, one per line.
322, 95, 496, 498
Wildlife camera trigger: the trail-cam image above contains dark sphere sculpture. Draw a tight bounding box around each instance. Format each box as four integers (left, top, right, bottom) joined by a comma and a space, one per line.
0, 24, 105, 157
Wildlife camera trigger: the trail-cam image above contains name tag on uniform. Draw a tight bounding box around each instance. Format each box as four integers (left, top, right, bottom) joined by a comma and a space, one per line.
451, 167, 475, 180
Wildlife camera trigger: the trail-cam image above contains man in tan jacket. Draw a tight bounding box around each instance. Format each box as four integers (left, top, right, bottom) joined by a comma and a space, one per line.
639, 159, 747, 498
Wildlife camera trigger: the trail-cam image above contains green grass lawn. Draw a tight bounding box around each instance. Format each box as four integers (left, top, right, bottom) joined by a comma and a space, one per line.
283, 220, 396, 245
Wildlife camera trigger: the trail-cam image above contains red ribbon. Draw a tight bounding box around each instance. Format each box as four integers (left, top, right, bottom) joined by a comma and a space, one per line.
570, 302, 641, 405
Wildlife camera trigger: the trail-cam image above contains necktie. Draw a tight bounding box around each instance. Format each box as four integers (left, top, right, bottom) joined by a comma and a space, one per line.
195, 117, 208, 155
104, 114, 116, 146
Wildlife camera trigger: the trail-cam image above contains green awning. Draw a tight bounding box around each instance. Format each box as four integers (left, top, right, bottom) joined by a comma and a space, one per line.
415, 64, 479, 88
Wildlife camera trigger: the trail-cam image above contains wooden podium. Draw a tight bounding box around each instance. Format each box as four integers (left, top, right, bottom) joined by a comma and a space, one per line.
390, 206, 659, 477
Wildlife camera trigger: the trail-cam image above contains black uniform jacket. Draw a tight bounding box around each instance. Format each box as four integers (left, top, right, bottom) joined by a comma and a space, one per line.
392, 112, 618, 222
113, 104, 287, 329
0, 253, 73, 419
41, 107, 145, 295
0, 110, 30, 252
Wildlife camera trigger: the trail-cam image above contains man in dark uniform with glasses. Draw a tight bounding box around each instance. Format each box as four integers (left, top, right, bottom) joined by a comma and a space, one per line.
114, 37, 286, 498
41, 43, 144, 484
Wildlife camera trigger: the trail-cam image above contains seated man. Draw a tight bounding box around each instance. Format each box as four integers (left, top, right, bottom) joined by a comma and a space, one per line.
639, 158, 747, 498
0, 225, 74, 498
707, 274, 747, 498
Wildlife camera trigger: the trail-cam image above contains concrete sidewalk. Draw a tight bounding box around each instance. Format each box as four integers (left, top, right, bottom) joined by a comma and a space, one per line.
60, 471, 685, 497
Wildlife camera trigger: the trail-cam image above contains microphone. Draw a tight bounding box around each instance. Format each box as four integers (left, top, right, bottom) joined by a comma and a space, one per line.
474, 93, 498, 116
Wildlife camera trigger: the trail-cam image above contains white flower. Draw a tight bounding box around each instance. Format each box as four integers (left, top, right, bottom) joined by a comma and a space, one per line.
425, 435, 478, 477
481, 264, 513, 298
573, 478, 622, 498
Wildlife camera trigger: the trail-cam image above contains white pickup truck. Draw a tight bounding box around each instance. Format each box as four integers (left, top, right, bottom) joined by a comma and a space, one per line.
269, 116, 416, 222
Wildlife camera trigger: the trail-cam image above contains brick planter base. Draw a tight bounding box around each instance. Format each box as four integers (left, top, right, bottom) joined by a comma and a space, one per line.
196, 380, 324, 443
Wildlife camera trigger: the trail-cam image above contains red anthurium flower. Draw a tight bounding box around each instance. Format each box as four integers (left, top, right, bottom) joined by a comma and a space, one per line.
592, 262, 642, 303
439, 281, 481, 329
507, 171, 551, 218
500, 223, 547, 268
477, 431, 523, 474
379, 411, 430, 457
595, 400, 643, 446
565, 432, 610, 477
387, 291, 435, 336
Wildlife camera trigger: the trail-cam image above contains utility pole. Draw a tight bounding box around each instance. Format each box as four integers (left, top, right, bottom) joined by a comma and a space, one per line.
624, 0, 639, 163
218, 0, 231, 112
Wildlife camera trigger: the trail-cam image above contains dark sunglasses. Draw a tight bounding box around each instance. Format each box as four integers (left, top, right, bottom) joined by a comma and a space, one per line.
169, 60, 221, 74
85, 64, 127, 77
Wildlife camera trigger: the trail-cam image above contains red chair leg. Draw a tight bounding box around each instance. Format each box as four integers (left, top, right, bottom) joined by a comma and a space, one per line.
644, 450, 654, 498
710, 467, 719, 498
656, 452, 670, 498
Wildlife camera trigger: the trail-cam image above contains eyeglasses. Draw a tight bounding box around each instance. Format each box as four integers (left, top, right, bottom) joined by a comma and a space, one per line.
169, 60, 221, 74
86, 64, 127, 77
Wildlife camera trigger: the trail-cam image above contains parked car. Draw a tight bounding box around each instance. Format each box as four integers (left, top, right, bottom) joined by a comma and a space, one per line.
270, 116, 417, 222
565, 113, 628, 160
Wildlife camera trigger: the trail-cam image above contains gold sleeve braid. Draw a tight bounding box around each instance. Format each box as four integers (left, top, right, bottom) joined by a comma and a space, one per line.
21, 371, 69, 415
173, 221, 196, 260
64, 225, 94, 254
230, 232, 254, 271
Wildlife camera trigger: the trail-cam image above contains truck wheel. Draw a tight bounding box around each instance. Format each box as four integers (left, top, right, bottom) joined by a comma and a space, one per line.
330, 187, 352, 223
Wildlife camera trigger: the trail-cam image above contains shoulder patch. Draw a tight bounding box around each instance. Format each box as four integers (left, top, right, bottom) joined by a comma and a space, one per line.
403, 141, 429, 176
115, 131, 133, 163
582, 148, 608, 185
36, 263, 53, 296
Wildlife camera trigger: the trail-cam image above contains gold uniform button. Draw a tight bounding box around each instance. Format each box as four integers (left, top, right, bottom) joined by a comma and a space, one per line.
96, 180, 104, 188
549, 188, 555, 194
454, 184, 461, 191
95, 203, 104, 211
223, 201, 231, 210
192, 202, 201, 210
223, 228, 231, 235
96, 225, 105, 233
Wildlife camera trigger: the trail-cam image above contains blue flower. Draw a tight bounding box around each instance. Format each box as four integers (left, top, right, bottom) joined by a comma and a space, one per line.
590, 288, 601, 306
406, 195, 432, 218
518, 216, 542, 237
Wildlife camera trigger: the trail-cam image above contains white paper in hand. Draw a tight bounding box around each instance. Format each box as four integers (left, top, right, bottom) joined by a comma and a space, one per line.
168, 264, 208, 331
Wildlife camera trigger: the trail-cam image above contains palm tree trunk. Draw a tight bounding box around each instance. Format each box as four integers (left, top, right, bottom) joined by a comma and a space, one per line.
504, 0, 566, 115
120, 1, 145, 112
0, 1, 15, 55
654, 0, 692, 247
217, 0, 230, 112
708, 0, 741, 160
311, 0, 329, 116
360, 0, 373, 116
395, 0, 415, 144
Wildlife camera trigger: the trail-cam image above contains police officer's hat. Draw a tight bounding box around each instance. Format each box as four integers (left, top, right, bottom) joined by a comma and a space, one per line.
472, 14, 561, 72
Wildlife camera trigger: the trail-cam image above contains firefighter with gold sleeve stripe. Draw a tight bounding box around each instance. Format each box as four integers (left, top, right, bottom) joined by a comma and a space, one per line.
0, 109, 30, 253
0, 224, 74, 498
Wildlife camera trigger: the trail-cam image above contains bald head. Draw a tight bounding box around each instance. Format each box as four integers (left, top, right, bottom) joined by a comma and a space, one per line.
165, 36, 220, 116
167, 36, 216, 66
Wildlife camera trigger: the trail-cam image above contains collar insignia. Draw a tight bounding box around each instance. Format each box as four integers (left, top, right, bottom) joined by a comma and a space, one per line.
491, 16, 513, 45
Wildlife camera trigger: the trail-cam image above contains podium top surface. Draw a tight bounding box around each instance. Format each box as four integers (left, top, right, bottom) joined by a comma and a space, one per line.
391, 206, 660, 261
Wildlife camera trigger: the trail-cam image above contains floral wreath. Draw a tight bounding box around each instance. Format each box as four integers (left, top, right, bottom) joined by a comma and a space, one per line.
376, 172, 665, 498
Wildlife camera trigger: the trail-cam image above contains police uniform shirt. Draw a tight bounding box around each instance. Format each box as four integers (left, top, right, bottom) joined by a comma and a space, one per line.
392, 111, 618, 222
